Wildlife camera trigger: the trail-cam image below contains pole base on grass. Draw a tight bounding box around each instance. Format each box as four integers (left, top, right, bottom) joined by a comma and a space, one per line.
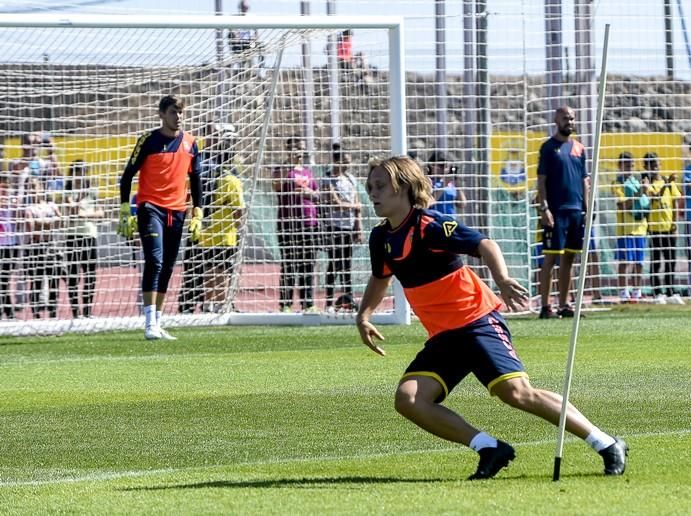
553, 456, 562, 481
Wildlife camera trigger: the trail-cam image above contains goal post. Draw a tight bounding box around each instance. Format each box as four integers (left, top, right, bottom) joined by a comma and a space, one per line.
0, 14, 409, 336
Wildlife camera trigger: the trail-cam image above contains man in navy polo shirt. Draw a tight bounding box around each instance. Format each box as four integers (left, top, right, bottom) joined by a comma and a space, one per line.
537, 106, 590, 319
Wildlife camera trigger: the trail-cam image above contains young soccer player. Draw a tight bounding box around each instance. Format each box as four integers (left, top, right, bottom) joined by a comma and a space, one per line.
356, 156, 628, 480
118, 95, 203, 340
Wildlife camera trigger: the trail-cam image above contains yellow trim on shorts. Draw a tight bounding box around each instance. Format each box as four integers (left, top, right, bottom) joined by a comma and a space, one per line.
542, 249, 564, 255
487, 372, 529, 396
400, 371, 449, 402
564, 247, 582, 254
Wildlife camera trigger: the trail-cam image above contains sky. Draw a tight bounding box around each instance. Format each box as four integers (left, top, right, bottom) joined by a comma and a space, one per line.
0, 0, 689, 78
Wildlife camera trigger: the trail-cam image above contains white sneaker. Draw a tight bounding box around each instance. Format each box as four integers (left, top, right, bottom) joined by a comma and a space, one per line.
144, 325, 162, 340
631, 288, 642, 301
159, 327, 178, 340
654, 294, 667, 305
667, 294, 685, 305
325, 306, 336, 314
619, 289, 631, 302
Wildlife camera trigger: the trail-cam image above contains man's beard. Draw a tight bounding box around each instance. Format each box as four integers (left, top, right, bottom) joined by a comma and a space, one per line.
558, 126, 573, 137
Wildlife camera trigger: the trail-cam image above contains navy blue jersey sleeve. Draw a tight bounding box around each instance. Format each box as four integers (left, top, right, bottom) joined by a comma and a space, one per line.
421, 213, 486, 257
190, 141, 201, 174
126, 132, 152, 174
188, 140, 202, 208
120, 132, 152, 204
369, 224, 392, 278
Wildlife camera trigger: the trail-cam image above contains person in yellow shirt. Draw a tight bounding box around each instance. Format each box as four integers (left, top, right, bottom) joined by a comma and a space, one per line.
611, 152, 649, 303
643, 152, 684, 304
197, 126, 245, 313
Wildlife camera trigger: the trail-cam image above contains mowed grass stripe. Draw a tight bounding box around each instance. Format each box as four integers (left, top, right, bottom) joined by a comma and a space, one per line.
1, 429, 689, 488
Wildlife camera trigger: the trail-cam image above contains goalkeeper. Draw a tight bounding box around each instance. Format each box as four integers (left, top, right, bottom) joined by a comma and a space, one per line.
118, 95, 202, 340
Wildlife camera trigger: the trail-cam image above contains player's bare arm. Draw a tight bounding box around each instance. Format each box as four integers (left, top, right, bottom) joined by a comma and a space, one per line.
355, 275, 391, 356
477, 239, 528, 312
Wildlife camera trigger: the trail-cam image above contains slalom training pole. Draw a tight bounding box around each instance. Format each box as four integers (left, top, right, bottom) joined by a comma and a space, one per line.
553, 23, 611, 482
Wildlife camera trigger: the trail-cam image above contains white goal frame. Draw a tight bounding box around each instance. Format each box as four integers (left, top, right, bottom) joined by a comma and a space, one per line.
0, 14, 410, 335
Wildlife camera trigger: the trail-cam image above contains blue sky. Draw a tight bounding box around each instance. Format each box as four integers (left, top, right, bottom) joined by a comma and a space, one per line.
0, 0, 690, 78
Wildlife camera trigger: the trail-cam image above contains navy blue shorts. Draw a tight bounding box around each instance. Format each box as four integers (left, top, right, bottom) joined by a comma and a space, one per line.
402, 311, 527, 403
542, 210, 585, 254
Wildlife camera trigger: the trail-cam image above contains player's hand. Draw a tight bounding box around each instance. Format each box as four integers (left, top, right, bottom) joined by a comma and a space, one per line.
116, 202, 137, 238
188, 206, 203, 242
540, 209, 554, 228
496, 278, 529, 312
356, 318, 386, 356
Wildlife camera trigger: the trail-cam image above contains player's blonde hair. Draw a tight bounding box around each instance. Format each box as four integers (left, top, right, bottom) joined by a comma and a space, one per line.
367, 155, 434, 208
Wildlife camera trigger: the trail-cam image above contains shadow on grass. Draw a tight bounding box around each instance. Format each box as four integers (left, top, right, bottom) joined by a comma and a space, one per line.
122, 471, 607, 491
123, 476, 451, 491
500, 472, 607, 481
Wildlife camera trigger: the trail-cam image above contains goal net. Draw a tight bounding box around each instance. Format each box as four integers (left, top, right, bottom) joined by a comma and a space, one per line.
0, 14, 408, 336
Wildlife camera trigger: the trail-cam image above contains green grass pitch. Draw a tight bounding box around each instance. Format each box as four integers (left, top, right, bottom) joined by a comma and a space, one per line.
1, 306, 690, 514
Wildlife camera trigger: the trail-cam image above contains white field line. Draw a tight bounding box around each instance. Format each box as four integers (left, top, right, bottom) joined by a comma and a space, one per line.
0, 353, 234, 367
1, 429, 688, 488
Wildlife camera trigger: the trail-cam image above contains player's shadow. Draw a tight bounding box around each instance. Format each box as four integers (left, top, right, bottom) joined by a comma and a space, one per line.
124, 476, 449, 491
122, 472, 606, 491
494, 471, 607, 481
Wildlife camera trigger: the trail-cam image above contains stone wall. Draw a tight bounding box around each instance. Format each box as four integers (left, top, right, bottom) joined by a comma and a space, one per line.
1, 64, 689, 157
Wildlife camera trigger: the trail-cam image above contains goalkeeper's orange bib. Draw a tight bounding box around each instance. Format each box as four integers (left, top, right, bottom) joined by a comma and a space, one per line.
137, 131, 195, 211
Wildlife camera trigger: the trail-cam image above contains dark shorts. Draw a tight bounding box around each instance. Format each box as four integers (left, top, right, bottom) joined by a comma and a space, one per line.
542, 210, 585, 254
402, 311, 527, 403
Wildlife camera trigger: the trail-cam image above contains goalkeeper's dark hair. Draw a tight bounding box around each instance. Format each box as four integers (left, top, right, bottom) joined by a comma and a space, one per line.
367, 155, 434, 208
159, 95, 184, 113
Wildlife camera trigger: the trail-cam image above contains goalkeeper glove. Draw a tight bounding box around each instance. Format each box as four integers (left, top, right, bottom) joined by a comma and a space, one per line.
188, 206, 203, 242
116, 202, 137, 238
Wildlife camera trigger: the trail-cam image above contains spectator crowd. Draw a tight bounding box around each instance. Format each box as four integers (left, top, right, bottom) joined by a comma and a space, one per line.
0, 109, 690, 324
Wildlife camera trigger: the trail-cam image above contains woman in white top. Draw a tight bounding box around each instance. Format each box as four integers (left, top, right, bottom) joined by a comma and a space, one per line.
322, 145, 363, 312
65, 161, 103, 318
24, 176, 61, 318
